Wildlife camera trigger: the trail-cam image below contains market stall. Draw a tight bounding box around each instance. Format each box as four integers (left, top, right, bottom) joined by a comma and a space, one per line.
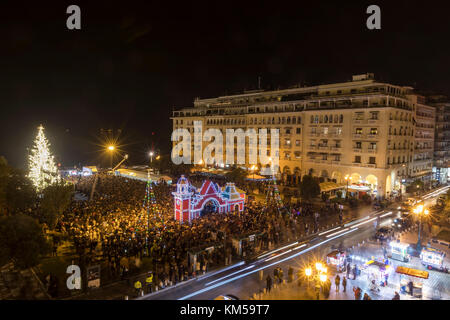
362, 259, 392, 287
396, 266, 428, 298
326, 250, 347, 272
389, 241, 410, 262
420, 247, 446, 271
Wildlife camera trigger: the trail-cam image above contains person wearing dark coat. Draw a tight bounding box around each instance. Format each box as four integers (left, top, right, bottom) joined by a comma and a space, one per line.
392, 292, 400, 300
266, 275, 273, 293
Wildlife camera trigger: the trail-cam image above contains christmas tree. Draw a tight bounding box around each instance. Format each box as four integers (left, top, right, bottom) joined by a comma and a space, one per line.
28, 125, 60, 192
141, 171, 164, 252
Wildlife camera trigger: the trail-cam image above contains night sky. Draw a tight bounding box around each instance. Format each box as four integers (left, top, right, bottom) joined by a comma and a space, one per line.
1, 0, 450, 169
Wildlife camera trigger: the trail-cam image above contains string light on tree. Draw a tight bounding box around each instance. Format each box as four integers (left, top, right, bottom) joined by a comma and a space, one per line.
28, 124, 60, 192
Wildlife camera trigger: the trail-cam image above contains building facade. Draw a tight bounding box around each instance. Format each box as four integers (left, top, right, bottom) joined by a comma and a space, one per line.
171, 74, 436, 198
430, 96, 450, 183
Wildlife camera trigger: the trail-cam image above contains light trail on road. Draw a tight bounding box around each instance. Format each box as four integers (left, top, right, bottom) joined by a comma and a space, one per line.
178, 228, 358, 300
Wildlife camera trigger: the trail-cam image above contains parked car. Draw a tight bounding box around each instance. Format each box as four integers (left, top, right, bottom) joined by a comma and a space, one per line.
375, 227, 394, 241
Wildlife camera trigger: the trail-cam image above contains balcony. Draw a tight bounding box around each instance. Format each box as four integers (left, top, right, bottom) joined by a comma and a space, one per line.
331, 160, 341, 164
309, 132, 320, 137
353, 148, 362, 153
366, 148, 377, 154
352, 119, 365, 124
330, 146, 341, 151
308, 145, 318, 150
353, 134, 364, 139
366, 163, 377, 168
367, 134, 379, 139
352, 162, 362, 167
368, 119, 379, 124
318, 145, 329, 150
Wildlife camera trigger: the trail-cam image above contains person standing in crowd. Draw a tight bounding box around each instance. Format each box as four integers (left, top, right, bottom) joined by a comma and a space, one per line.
353, 286, 362, 300
335, 274, 341, 292
392, 292, 400, 300
145, 272, 153, 294
342, 276, 347, 292
266, 275, 272, 293
134, 280, 142, 296
288, 267, 294, 283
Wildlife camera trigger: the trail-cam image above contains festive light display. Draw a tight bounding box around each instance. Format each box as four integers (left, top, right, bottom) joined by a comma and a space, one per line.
142, 171, 163, 251
265, 172, 284, 214
28, 125, 60, 192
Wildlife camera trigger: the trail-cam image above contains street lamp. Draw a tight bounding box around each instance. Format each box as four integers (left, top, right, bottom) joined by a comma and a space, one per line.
107, 145, 115, 169
304, 261, 328, 295
344, 175, 352, 199
149, 151, 154, 164
413, 204, 430, 251
250, 165, 257, 180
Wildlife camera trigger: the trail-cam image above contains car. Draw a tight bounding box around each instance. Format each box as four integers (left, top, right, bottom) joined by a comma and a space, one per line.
375, 227, 394, 241
391, 217, 410, 231
402, 198, 417, 208
214, 294, 239, 300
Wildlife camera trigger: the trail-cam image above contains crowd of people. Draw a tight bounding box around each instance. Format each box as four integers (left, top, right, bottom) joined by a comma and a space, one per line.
53, 172, 346, 295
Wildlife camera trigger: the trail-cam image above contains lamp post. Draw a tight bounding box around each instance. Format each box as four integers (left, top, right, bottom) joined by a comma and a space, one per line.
413, 204, 429, 251
149, 151, 154, 164
304, 261, 328, 299
107, 145, 115, 169
344, 175, 352, 199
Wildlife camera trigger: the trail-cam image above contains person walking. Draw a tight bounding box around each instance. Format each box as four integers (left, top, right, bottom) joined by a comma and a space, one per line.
266, 275, 272, 293
278, 268, 284, 284
145, 272, 153, 294
297, 269, 303, 287
335, 275, 341, 292
346, 263, 351, 279
134, 280, 142, 297
342, 276, 347, 293
363, 293, 371, 300
353, 286, 361, 300
288, 267, 294, 283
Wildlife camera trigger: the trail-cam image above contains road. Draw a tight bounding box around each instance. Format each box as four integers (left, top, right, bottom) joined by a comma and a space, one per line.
139, 185, 450, 300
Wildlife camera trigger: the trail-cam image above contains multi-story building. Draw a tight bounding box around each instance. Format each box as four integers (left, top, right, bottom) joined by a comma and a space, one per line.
407, 94, 436, 186
171, 74, 435, 198
430, 95, 450, 183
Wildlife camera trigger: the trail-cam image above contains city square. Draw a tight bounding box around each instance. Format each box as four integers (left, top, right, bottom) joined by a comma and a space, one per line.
0, 1, 449, 314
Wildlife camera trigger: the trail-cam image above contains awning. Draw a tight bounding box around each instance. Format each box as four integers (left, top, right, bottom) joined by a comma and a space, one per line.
246, 174, 267, 180
320, 182, 346, 193
395, 266, 429, 279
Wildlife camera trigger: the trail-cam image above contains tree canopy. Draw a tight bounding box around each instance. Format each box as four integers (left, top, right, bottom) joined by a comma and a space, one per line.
39, 182, 74, 228
0, 214, 50, 269
299, 175, 321, 201
225, 167, 248, 186
0, 157, 36, 215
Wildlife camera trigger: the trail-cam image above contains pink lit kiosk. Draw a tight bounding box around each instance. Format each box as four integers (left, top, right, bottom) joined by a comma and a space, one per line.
172, 175, 245, 223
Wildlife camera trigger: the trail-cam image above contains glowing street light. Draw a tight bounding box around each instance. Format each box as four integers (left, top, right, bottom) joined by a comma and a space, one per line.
413, 204, 429, 251
319, 274, 327, 283
107, 145, 116, 169
305, 267, 312, 277
344, 174, 352, 199
149, 151, 154, 164
315, 262, 323, 271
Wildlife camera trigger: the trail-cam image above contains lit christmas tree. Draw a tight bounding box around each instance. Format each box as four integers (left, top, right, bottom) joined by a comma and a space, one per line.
28, 125, 60, 192
141, 170, 164, 253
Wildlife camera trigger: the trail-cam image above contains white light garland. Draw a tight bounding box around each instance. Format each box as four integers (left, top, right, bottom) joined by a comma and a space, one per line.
28, 124, 60, 192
